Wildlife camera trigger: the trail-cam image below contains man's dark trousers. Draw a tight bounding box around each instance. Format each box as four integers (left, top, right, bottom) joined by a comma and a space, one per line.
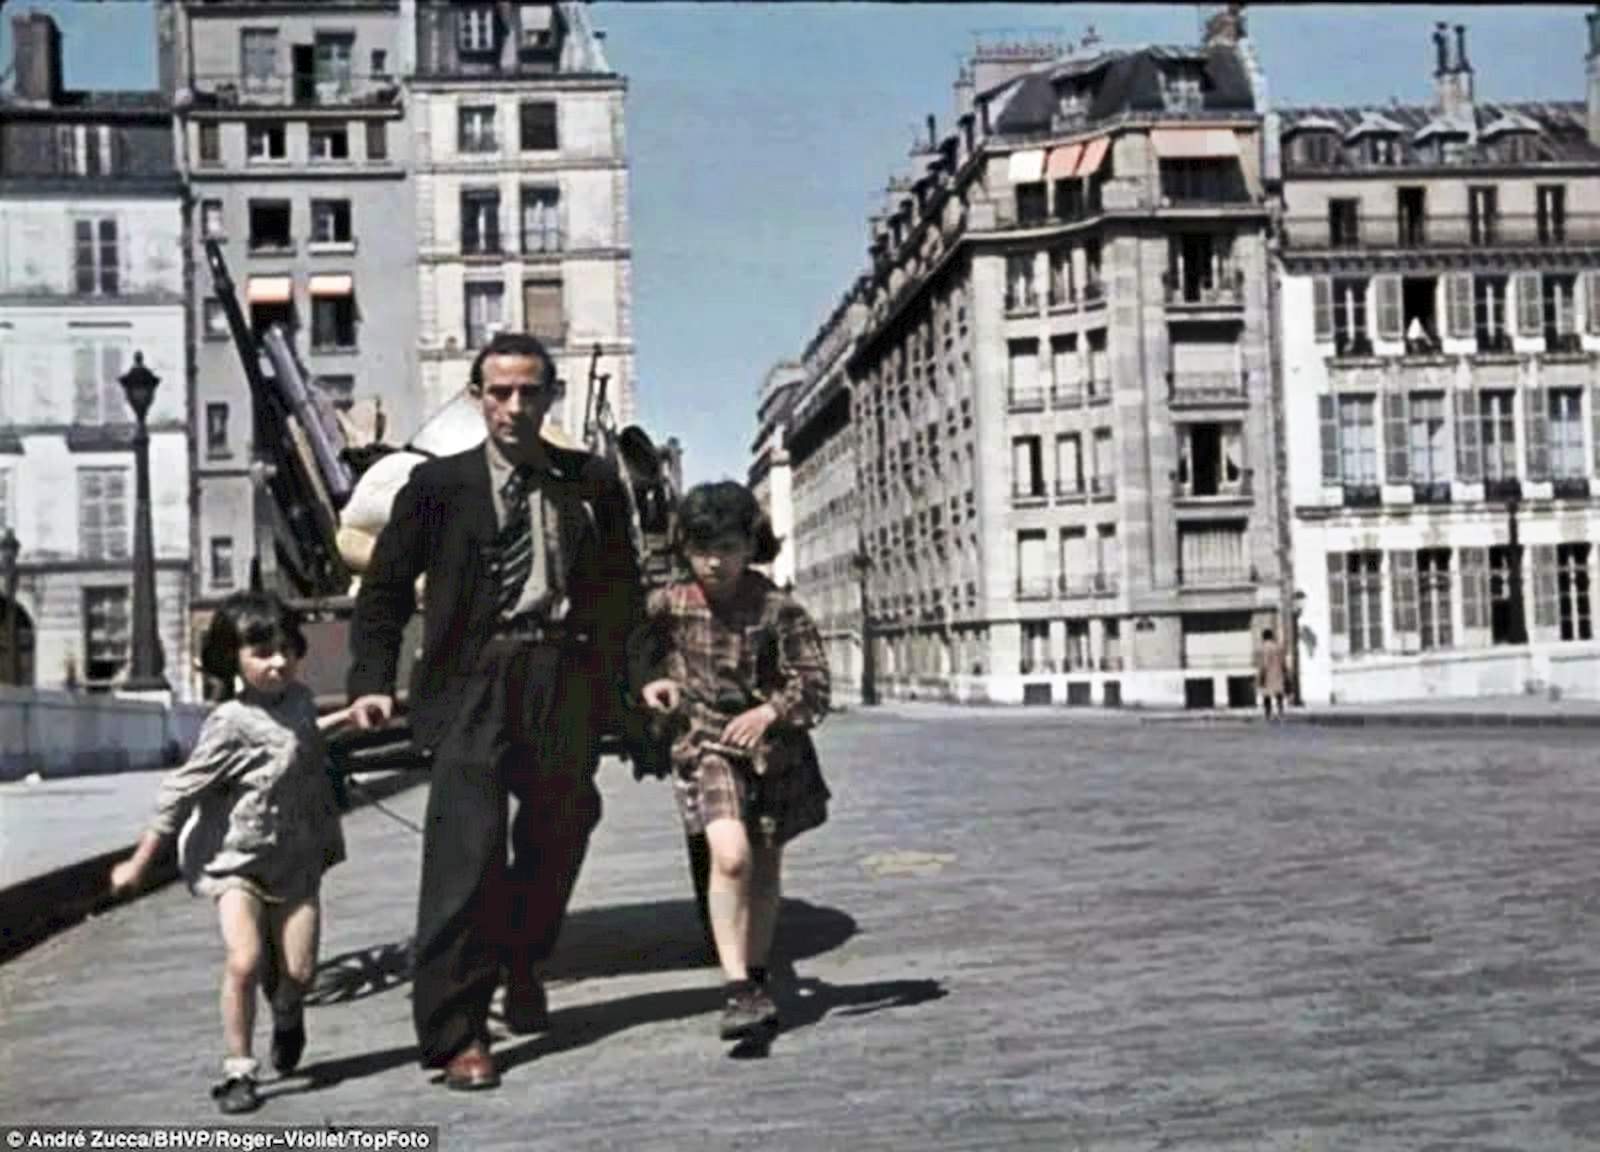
412, 636, 602, 1068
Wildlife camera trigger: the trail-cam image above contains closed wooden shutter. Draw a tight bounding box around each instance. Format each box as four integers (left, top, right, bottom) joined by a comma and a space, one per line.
1587, 271, 1600, 333
1319, 394, 1340, 484
1313, 277, 1332, 342
1376, 275, 1402, 340
74, 344, 98, 424
1327, 552, 1347, 636
1454, 389, 1481, 481
1447, 273, 1473, 338
1391, 550, 1418, 634
1524, 384, 1550, 481
1516, 272, 1543, 336
1461, 546, 1487, 630
1533, 544, 1558, 629
522, 279, 564, 344
1383, 391, 1409, 483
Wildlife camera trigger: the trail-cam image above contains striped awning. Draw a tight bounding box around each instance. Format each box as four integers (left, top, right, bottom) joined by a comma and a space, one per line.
1046, 143, 1083, 179
1007, 149, 1046, 183
1149, 128, 1240, 159
1076, 136, 1111, 176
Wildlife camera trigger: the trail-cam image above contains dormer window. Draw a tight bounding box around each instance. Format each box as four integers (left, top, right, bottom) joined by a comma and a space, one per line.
1300, 131, 1337, 166
1056, 83, 1087, 125
1365, 135, 1398, 166
1500, 132, 1538, 164
1161, 63, 1204, 113
458, 6, 497, 55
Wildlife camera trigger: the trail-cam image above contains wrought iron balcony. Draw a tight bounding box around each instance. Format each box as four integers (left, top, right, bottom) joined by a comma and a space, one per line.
1168, 371, 1248, 407
1484, 477, 1523, 502
1279, 213, 1600, 253
1174, 468, 1254, 502
1553, 476, 1592, 501
1411, 480, 1453, 505
1177, 564, 1258, 590
1163, 267, 1245, 310
1342, 483, 1382, 508
191, 71, 402, 111
1007, 386, 1047, 413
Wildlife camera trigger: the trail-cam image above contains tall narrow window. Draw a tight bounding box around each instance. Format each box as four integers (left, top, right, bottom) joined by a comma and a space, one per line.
1474, 276, 1510, 352
1347, 552, 1384, 655
210, 537, 236, 590
241, 28, 278, 90
1479, 391, 1516, 483
1408, 393, 1449, 492
1489, 545, 1521, 645
1550, 389, 1585, 480
205, 403, 229, 457
522, 278, 564, 345
460, 188, 501, 254
1338, 395, 1378, 487
458, 6, 497, 54
1418, 548, 1452, 651
464, 282, 505, 349
1011, 436, 1043, 499
74, 219, 119, 296
82, 587, 131, 685
1005, 254, 1035, 312
458, 106, 497, 154
1328, 198, 1360, 248
1468, 185, 1499, 246
1558, 543, 1593, 641
78, 467, 130, 560
1332, 278, 1369, 354
365, 120, 388, 161
520, 101, 558, 151
520, 186, 561, 253
198, 122, 221, 165
1537, 184, 1567, 245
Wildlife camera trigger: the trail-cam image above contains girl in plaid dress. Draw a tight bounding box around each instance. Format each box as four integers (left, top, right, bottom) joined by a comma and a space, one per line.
636, 481, 831, 1042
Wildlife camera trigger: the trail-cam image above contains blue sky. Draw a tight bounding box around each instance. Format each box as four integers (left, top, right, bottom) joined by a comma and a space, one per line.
1, 3, 1583, 484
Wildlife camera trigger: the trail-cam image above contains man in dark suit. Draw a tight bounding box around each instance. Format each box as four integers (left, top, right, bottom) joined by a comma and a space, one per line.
346, 331, 642, 1090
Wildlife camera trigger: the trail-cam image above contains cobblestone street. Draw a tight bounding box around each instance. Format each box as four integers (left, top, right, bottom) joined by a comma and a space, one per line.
5, 707, 1600, 1150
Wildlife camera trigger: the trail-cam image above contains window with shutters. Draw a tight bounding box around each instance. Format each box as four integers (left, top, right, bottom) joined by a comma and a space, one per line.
73, 343, 127, 426
460, 188, 500, 254
1474, 276, 1510, 352
1332, 278, 1370, 355
1480, 392, 1516, 483
73, 218, 119, 296
1446, 273, 1473, 339
463, 281, 504, 349
1391, 549, 1418, 640
1408, 393, 1450, 495
1550, 390, 1584, 480
1005, 254, 1036, 312
1011, 435, 1044, 500
1543, 274, 1579, 350
1328, 199, 1360, 249
1338, 396, 1377, 487
1016, 529, 1050, 599
1468, 186, 1499, 246
82, 586, 130, 685
1489, 545, 1522, 644
522, 278, 563, 345
1346, 551, 1384, 655
78, 468, 129, 560
1524, 386, 1551, 482
1558, 543, 1592, 641
1419, 549, 1452, 650
520, 101, 558, 151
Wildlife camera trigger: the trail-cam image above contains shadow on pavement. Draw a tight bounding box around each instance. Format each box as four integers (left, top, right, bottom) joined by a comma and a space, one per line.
305, 896, 859, 1006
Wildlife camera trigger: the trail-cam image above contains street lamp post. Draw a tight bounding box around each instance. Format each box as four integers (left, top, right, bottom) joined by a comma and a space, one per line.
851, 533, 877, 706
119, 352, 168, 692
0, 528, 18, 687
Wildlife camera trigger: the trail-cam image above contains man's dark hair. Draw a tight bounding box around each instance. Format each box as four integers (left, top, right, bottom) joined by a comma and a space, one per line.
675, 480, 781, 565
468, 330, 557, 391
199, 590, 308, 698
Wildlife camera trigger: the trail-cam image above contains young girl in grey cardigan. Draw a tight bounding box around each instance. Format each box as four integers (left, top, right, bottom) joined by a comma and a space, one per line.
111, 592, 353, 1114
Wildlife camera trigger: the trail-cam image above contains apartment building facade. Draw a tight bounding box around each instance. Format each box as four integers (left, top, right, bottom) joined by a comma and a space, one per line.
750, 358, 801, 589
847, 29, 1280, 707
169, 0, 416, 608
785, 287, 867, 702
410, 1, 632, 438
0, 12, 193, 695
1275, 18, 1600, 703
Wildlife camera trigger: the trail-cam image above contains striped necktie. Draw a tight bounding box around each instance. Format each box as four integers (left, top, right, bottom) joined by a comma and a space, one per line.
495, 467, 535, 618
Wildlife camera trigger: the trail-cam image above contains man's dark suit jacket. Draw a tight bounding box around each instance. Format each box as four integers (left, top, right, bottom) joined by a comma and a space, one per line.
347, 442, 643, 754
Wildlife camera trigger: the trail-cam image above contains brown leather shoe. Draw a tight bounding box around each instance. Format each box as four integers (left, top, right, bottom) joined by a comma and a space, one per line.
443, 1041, 499, 1091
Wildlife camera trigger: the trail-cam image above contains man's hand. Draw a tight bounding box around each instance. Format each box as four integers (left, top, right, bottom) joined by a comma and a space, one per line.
347, 694, 396, 731
108, 857, 145, 897
642, 678, 681, 714
720, 702, 778, 750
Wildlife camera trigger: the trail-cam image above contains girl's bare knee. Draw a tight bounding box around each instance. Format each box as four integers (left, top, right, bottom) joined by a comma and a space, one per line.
705, 820, 751, 881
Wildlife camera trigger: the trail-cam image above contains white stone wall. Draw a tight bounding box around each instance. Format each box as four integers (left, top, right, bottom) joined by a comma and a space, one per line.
0, 199, 183, 298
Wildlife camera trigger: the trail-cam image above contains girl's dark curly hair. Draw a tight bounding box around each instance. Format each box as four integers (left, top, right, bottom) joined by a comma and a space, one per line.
199, 591, 307, 699
674, 480, 781, 566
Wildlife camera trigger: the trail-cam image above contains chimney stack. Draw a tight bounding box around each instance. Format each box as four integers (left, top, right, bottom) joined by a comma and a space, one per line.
1588, 7, 1600, 145
927, 114, 938, 150
1434, 21, 1474, 120
10, 11, 64, 106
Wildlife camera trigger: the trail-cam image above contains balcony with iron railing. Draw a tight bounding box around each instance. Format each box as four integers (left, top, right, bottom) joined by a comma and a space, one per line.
1007, 386, 1047, 413
1279, 213, 1600, 253
1177, 563, 1258, 590
1411, 479, 1452, 505
1016, 576, 1056, 602
1554, 476, 1593, 500
1174, 467, 1253, 505
1011, 484, 1049, 509
1167, 371, 1248, 408
1057, 572, 1118, 598
1163, 267, 1245, 313
190, 70, 402, 112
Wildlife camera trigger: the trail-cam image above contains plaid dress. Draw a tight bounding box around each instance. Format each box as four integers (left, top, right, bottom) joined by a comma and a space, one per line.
640, 572, 831, 845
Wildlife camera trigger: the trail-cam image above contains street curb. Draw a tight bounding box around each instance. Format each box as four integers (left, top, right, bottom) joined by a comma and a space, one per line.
0, 768, 428, 967
1138, 710, 1600, 729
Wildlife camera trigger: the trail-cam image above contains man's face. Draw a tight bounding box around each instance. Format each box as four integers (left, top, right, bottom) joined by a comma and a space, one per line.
476, 353, 558, 456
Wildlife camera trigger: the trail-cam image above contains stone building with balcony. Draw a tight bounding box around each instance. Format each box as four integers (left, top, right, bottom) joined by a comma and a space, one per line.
749, 358, 801, 589
0, 11, 194, 695
410, 1, 632, 436
846, 20, 1279, 708
165, 0, 417, 608
784, 285, 868, 702
1274, 17, 1600, 703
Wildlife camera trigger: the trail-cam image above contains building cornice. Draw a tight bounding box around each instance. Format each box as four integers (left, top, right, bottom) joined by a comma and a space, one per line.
416, 157, 625, 176
186, 166, 407, 184
409, 74, 624, 93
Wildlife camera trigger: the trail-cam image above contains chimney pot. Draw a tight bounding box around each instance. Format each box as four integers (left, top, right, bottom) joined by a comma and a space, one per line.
1433, 23, 1449, 76
1454, 24, 1470, 73
9, 11, 64, 105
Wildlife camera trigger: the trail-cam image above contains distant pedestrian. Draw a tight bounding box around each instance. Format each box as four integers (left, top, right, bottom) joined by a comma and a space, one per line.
110, 592, 353, 1115
633, 480, 832, 1045
1258, 627, 1288, 719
